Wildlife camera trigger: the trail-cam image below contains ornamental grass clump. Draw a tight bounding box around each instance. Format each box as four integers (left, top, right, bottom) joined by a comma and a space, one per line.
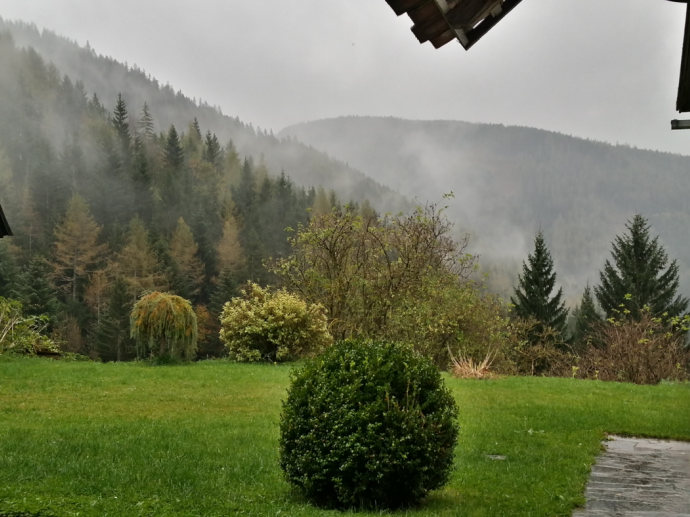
219, 282, 331, 362
279, 339, 459, 510
130, 292, 198, 361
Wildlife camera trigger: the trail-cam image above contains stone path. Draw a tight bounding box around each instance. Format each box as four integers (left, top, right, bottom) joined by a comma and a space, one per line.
574, 436, 690, 517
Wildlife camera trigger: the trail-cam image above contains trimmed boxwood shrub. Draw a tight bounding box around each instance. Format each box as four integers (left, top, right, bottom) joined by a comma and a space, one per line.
278, 339, 459, 509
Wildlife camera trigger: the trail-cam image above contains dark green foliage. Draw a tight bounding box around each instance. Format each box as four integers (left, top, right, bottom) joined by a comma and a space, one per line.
511, 232, 568, 340
16, 256, 59, 322
279, 339, 459, 509
595, 214, 689, 320
95, 277, 134, 362
0, 242, 19, 298
572, 285, 601, 348
208, 267, 239, 315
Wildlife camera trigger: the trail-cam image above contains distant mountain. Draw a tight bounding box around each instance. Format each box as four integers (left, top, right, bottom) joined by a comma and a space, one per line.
280, 116, 690, 302
0, 18, 408, 214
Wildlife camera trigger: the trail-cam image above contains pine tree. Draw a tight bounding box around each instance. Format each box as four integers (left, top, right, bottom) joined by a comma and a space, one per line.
572, 284, 601, 347
595, 214, 689, 320
115, 217, 166, 301
52, 194, 107, 300
511, 232, 569, 339
217, 216, 244, 273
112, 93, 131, 161
137, 102, 155, 140
169, 217, 205, 299
95, 276, 133, 362
164, 125, 184, 170
209, 267, 239, 315
17, 255, 60, 321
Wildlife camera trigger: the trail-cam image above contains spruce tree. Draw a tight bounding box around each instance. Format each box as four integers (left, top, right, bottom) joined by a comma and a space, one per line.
137, 102, 155, 140
95, 276, 133, 362
572, 285, 601, 347
17, 256, 60, 321
112, 93, 131, 160
595, 214, 688, 320
511, 232, 569, 339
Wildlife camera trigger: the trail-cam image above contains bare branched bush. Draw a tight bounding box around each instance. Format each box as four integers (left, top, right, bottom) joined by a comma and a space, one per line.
578, 309, 690, 384
508, 318, 574, 376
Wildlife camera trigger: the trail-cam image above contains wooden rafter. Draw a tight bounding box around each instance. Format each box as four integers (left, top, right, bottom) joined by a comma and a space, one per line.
385, 0, 524, 50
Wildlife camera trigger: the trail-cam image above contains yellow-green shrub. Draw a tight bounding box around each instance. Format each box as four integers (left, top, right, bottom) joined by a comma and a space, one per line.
219, 282, 332, 362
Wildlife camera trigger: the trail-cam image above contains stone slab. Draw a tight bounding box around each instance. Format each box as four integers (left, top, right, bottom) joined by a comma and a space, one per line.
574, 436, 690, 517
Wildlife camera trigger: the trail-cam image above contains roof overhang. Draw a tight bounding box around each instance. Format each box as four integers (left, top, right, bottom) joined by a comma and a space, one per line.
673, 0, 690, 112
0, 203, 12, 238
385, 0, 524, 50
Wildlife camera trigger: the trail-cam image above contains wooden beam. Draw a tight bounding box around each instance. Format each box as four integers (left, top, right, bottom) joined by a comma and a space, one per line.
411, 10, 450, 43
385, 0, 427, 16
462, 0, 523, 50
445, 0, 502, 30
678, 4, 690, 112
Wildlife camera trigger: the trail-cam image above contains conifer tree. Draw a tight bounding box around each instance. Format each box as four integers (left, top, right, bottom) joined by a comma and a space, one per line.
115, 217, 166, 301
137, 102, 155, 140
52, 194, 107, 300
595, 214, 689, 320
112, 93, 131, 160
312, 186, 331, 217
511, 232, 569, 339
217, 216, 244, 273
169, 217, 205, 298
572, 284, 601, 347
165, 125, 184, 170
17, 255, 60, 321
95, 276, 133, 361
209, 267, 239, 315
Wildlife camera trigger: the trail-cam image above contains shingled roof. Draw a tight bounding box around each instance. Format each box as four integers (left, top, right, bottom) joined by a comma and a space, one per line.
384, 0, 523, 50
0, 202, 12, 238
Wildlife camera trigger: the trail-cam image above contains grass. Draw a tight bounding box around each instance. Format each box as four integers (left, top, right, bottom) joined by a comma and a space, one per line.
0, 358, 688, 516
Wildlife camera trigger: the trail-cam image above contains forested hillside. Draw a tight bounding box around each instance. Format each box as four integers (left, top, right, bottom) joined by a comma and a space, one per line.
0, 29, 398, 360
0, 18, 407, 214
281, 116, 690, 301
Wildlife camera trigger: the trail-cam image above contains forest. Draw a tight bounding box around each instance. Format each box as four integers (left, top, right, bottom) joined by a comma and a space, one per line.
0, 30, 372, 360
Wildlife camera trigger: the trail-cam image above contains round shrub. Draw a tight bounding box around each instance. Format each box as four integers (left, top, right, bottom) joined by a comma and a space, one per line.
219, 282, 332, 362
279, 339, 459, 509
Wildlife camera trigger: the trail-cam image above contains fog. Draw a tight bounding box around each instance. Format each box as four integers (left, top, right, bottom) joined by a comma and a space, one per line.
0, 0, 687, 155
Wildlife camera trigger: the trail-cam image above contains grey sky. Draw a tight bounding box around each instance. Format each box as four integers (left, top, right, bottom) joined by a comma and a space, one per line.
0, 0, 687, 155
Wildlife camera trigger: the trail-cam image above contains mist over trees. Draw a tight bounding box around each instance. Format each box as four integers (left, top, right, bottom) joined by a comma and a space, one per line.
0, 30, 381, 358
0, 18, 409, 216
280, 116, 690, 303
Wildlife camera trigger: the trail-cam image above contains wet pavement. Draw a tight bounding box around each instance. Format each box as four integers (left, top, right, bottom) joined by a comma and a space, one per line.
574, 436, 690, 517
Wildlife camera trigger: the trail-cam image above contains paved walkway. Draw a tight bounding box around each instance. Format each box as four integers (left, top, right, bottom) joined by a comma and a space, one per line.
574, 436, 690, 517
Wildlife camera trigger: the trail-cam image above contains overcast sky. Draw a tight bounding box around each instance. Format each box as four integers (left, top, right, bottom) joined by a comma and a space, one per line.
0, 0, 687, 155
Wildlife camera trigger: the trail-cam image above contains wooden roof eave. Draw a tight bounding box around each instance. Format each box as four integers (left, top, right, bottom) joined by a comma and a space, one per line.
0, 202, 13, 238
676, 2, 690, 112
385, 0, 524, 50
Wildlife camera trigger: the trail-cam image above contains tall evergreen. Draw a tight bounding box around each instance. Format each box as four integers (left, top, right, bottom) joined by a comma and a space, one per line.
16, 255, 60, 322
112, 93, 131, 156
595, 214, 688, 320
572, 285, 601, 347
95, 276, 134, 362
137, 102, 155, 140
511, 232, 569, 339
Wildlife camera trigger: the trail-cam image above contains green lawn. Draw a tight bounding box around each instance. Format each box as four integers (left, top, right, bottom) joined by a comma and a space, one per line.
0, 358, 688, 517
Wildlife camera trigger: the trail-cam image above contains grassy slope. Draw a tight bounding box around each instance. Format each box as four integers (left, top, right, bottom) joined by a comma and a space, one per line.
0, 359, 688, 517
